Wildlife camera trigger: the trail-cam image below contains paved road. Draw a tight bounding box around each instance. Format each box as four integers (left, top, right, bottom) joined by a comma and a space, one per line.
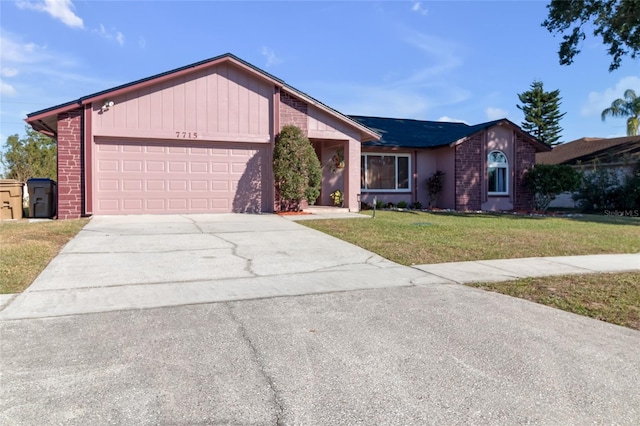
1, 214, 639, 425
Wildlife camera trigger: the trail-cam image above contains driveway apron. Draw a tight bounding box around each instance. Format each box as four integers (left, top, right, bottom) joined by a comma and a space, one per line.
0, 214, 427, 320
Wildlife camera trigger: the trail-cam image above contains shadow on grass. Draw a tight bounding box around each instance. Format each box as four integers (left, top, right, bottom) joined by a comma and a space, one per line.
383, 209, 640, 225
567, 214, 640, 226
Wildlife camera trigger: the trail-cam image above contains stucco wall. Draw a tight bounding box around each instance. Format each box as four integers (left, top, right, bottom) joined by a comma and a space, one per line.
482, 126, 514, 211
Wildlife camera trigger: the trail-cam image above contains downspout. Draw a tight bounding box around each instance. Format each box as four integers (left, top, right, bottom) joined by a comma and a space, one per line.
83, 104, 92, 216
272, 86, 281, 212
413, 150, 418, 204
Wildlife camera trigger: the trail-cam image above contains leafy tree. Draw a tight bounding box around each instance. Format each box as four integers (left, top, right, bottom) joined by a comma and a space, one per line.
573, 164, 640, 212
523, 164, 582, 211
542, 0, 640, 72
1, 126, 56, 181
517, 80, 566, 146
273, 125, 322, 211
601, 89, 640, 136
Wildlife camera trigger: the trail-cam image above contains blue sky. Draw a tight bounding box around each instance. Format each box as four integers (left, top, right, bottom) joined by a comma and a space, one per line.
1, 0, 639, 152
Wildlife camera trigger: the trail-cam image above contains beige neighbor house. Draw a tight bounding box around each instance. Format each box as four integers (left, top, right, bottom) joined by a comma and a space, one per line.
25, 53, 548, 219
536, 135, 640, 208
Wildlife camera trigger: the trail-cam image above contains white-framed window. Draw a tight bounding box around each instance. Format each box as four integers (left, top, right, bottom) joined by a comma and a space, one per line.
361, 154, 411, 191
488, 150, 508, 195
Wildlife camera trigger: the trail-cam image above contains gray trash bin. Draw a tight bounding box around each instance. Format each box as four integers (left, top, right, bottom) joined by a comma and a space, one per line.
27, 178, 57, 218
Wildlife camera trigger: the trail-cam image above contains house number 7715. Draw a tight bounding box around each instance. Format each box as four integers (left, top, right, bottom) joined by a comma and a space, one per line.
175, 132, 198, 139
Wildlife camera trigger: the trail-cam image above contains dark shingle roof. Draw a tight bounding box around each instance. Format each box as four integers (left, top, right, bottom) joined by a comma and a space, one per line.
536, 136, 640, 165
349, 116, 508, 148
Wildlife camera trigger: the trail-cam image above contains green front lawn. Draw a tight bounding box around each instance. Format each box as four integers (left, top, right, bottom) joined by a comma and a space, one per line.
0, 219, 89, 294
468, 272, 640, 330
301, 210, 640, 265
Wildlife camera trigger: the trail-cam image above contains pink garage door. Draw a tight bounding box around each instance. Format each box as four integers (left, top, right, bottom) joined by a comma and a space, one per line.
94, 139, 270, 214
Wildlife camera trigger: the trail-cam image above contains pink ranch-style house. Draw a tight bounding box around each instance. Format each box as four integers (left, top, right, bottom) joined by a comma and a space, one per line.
351, 116, 550, 211
26, 53, 379, 219
26, 53, 548, 219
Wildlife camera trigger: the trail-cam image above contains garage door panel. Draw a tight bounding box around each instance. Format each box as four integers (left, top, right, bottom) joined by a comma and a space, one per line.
190, 162, 208, 173
123, 180, 142, 191
123, 199, 143, 210
98, 160, 119, 172
146, 199, 166, 210
94, 140, 269, 214
146, 161, 165, 172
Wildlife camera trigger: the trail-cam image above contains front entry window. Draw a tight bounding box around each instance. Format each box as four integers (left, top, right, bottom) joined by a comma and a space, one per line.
488, 150, 508, 195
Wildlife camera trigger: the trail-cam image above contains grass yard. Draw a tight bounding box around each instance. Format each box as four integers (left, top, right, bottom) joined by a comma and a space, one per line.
0, 219, 89, 294
301, 210, 640, 265
467, 272, 640, 330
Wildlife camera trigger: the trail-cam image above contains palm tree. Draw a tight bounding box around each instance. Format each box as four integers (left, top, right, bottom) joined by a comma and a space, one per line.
601, 89, 640, 136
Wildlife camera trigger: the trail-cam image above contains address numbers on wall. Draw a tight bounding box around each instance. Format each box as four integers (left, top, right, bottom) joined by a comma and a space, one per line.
175, 132, 198, 139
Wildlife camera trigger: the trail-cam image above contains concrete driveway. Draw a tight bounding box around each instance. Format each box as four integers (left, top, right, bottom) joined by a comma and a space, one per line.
1, 214, 639, 425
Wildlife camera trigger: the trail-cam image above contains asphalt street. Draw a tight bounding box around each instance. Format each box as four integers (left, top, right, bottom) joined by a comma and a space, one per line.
1, 214, 639, 425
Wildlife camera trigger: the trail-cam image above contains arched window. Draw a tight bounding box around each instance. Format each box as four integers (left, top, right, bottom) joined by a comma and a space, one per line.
488, 150, 508, 195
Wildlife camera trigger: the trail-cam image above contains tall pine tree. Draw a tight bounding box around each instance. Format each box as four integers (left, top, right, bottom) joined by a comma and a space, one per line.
516, 81, 566, 146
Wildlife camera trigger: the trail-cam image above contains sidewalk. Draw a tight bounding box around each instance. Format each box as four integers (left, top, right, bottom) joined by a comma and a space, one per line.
410, 253, 640, 285
1, 253, 637, 315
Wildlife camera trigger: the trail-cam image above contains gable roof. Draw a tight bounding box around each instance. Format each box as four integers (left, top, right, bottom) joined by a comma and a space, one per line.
26, 53, 379, 142
349, 116, 550, 152
536, 136, 640, 165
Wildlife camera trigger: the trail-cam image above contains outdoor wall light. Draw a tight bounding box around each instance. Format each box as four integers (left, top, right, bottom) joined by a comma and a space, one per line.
100, 100, 115, 112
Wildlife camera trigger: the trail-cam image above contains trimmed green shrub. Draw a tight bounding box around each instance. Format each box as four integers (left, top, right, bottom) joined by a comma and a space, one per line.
573, 163, 640, 212
273, 125, 322, 211
523, 164, 582, 211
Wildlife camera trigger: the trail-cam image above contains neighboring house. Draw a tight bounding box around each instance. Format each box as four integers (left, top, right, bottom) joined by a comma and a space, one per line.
26, 53, 549, 219
25, 53, 379, 219
350, 116, 550, 211
536, 136, 640, 208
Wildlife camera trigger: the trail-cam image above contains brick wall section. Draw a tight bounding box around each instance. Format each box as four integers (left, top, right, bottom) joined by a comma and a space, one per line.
57, 110, 83, 219
513, 134, 537, 211
280, 92, 308, 134
455, 134, 483, 211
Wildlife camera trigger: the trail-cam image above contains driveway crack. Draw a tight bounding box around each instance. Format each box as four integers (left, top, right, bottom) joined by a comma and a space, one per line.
225, 303, 285, 425
214, 234, 257, 276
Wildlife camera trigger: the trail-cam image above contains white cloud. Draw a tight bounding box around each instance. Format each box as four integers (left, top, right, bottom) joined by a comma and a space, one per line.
314, 29, 469, 120
1, 68, 19, 77
438, 116, 468, 124
138, 37, 146, 49
485, 107, 508, 120
580, 76, 640, 117
16, 0, 83, 29
398, 29, 462, 81
0, 80, 17, 96
261, 47, 282, 68
337, 86, 432, 118
94, 24, 125, 46
411, 1, 428, 16
0, 34, 48, 64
